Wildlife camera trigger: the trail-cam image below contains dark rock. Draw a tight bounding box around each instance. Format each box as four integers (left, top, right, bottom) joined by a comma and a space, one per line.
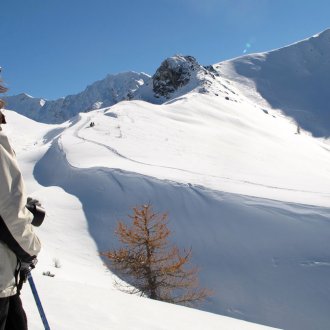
152, 55, 199, 98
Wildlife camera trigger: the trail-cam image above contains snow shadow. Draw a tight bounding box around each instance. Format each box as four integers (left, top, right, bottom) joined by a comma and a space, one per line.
232, 30, 330, 138
43, 127, 66, 144
34, 139, 330, 330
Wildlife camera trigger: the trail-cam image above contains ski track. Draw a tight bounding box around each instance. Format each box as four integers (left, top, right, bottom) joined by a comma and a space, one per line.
68, 115, 330, 200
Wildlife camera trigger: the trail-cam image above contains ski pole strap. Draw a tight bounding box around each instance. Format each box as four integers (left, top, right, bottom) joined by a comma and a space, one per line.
28, 273, 51, 330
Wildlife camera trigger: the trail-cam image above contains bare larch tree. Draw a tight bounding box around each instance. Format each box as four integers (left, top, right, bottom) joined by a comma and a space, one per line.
102, 203, 210, 306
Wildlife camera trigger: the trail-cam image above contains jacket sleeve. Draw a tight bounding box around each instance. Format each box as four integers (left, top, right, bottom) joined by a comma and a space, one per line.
0, 144, 41, 262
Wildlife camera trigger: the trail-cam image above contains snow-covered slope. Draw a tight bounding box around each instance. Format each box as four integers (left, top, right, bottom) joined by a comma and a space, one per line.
217, 29, 330, 137
4, 111, 279, 330
4, 84, 330, 329
57, 95, 330, 207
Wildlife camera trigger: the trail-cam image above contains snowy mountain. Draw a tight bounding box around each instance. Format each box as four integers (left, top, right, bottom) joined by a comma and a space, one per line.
6, 28, 330, 137
3, 30, 330, 330
4, 72, 149, 123
3, 55, 234, 124
4, 30, 330, 137
137, 55, 220, 102
216, 29, 330, 137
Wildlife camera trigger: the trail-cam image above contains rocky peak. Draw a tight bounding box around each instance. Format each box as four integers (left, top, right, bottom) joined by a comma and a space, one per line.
152, 55, 203, 98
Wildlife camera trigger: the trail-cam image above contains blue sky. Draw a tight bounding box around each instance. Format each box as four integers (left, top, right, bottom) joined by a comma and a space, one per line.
1, 0, 329, 99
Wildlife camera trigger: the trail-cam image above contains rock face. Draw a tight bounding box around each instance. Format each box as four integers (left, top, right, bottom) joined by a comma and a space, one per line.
152, 55, 199, 98
3, 93, 46, 119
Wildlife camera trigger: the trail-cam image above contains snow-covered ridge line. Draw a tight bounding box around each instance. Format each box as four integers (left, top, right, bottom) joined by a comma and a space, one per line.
216, 29, 330, 137
4, 29, 330, 137
4, 54, 230, 123
55, 98, 330, 208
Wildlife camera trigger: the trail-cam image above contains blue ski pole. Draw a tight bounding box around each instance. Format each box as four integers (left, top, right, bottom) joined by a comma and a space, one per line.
28, 273, 51, 330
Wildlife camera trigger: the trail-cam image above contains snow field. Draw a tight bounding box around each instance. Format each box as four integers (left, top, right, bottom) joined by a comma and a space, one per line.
5, 103, 330, 329
6, 111, 278, 329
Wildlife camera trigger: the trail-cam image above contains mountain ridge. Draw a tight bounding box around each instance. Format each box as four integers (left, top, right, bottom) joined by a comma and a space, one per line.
4, 71, 150, 123
4, 55, 226, 123
216, 28, 330, 137
4, 29, 330, 137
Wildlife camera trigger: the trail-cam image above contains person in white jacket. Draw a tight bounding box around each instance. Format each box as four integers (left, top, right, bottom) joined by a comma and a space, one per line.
0, 82, 41, 330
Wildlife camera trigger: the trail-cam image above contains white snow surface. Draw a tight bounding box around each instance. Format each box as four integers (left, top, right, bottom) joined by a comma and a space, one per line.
3, 83, 330, 329
2, 29, 330, 330
61, 95, 330, 207
2, 107, 284, 329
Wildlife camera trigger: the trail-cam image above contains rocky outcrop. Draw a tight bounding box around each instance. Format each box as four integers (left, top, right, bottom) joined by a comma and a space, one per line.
152, 55, 201, 98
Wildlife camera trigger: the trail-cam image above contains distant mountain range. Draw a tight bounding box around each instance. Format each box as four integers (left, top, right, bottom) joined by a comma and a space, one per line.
4, 29, 330, 137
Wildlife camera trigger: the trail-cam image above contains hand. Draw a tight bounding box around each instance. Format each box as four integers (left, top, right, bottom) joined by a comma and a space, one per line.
20, 258, 38, 282
17, 258, 37, 293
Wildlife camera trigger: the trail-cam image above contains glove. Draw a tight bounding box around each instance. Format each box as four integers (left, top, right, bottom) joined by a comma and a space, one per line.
20, 258, 37, 278
17, 258, 38, 293
26, 197, 46, 227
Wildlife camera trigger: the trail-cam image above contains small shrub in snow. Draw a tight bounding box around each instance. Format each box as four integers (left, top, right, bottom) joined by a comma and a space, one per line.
53, 258, 61, 268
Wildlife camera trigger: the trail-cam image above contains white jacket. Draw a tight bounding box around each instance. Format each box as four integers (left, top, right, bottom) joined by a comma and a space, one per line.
0, 131, 41, 297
